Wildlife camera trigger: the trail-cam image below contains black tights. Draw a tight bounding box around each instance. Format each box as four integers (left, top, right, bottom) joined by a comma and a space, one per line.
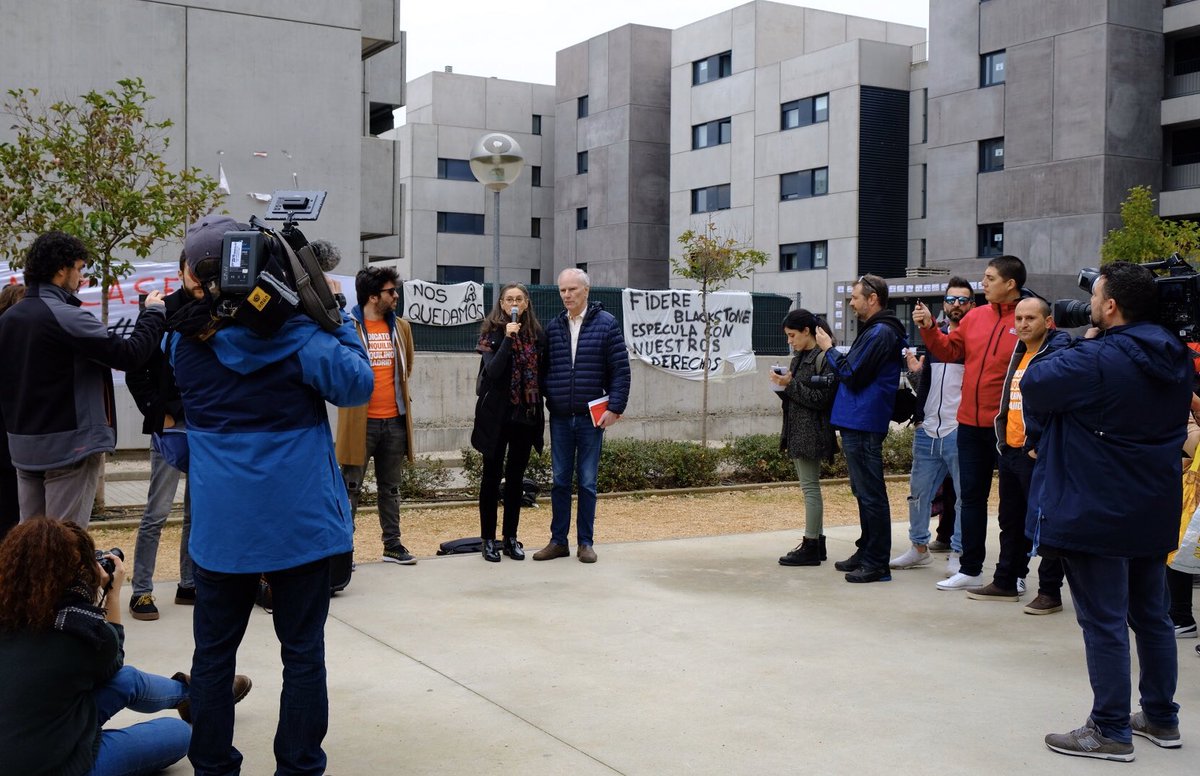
479, 421, 539, 540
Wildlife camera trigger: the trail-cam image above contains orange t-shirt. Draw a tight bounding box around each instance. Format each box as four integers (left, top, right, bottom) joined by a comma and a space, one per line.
1005, 350, 1036, 449
365, 319, 399, 418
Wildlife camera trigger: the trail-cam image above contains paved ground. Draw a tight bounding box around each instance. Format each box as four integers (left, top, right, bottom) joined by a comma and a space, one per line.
115, 522, 1199, 775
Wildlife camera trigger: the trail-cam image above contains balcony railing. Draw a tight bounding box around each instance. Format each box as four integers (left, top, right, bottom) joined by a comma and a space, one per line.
1165, 162, 1200, 190
1166, 71, 1200, 99
911, 41, 928, 65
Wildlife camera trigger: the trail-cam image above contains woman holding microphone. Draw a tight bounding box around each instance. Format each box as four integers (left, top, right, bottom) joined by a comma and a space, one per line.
471, 284, 548, 562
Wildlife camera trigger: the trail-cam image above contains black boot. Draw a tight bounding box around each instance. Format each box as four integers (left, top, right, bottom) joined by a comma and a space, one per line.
819, 534, 827, 561
482, 539, 501, 562
779, 537, 822, 567
502, 536, 525, 560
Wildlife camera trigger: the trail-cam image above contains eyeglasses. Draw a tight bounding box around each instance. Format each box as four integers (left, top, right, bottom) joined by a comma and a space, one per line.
944, 295, 973, 305
500, 296, 525, 304
380, 288, 398, 297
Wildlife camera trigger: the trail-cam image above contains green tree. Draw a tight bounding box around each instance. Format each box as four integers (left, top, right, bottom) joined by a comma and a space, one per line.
1100, 185, 1200, 265
672, 220, 769, 446
0, 77, 225, 324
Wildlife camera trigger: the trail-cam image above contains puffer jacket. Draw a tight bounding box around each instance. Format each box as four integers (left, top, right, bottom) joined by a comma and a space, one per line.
921, 298, 1019, 428
543, 301, 631, 417
993, 328, 1070, 455
825, 310, 906, 433
779, 347, 837, 461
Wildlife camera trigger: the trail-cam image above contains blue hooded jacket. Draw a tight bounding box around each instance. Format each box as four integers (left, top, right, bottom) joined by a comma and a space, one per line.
1023, 321, 1192, 558
826, 310, 907, 433
170, 314, 374, 573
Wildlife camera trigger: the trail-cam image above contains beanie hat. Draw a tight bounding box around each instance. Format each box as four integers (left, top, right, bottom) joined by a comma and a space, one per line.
184, 215, 247, 281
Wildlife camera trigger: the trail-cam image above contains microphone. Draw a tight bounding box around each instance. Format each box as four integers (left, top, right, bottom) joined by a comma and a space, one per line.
306, 239, 342, 272
510, 306, 519, 323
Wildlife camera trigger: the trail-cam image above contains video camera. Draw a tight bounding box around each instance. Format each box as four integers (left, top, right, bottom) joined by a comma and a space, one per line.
209, 191, 344, 337
1053, 254, 1200, 342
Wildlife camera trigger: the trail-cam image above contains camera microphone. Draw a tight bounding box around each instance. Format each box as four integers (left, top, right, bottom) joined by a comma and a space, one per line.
511, 306, 519, 323
305, 239, 342, 272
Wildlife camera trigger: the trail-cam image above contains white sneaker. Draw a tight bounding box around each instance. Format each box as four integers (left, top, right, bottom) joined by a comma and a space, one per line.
1017, 578, 1027, 595
889, 544, 933, 569
945, 552, 961, 578
937, 571, 984, 591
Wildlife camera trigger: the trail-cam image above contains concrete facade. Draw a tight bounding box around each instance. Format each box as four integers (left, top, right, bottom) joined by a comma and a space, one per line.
555, 24, 673, 289
668, 1, 924, 327
0, 0, 403, 264
924, 0, 1163, 302
389, 72, 556, 286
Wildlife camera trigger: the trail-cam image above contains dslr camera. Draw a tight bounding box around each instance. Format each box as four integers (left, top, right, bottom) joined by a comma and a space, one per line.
95, 547, 124, 589
1053, 254, 1200, 342
208, 191, 344, 337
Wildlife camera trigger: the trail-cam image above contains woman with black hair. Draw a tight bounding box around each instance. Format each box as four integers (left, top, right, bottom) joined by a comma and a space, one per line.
772, 309, 838, 567
471, 283, 548, 562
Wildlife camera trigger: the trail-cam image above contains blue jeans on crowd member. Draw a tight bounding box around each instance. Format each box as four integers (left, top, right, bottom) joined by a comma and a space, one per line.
907, 427, 962, 552
841, 429, 891, 569
549, 414, 604, 547
1061, 553, 1179, 743
189, 558, 332, 776
955, 423, 998, 578
91, 665, 190, 776
342, 416, 408, 552
132, 448, 193, 595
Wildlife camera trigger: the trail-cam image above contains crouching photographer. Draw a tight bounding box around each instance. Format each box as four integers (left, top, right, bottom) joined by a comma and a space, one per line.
0, 518, 192, 775
170, 213, 374, 774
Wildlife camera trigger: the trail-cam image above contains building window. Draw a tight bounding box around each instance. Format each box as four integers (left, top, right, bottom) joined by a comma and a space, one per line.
576, 207, 588, 230
531, 269, 541, 285
577, 151, 589, 174
532, 114, 542, 135
921, 88, 928, 143
691, 184, 731, 213
577, 95, 589, 118
691, 117, 732, 149
576, 262, 588, 273
780, 167, 829, 201
979, 223, 1004, 257
981, 50, 1006, 87
779, 241, 828, 272
781, 94, 829, 130
692, 50, 732, 86
530, 166, 542, 187
979, 138, 1004, 172
437, 265, 484, 284
436, 211, 485, 235
436, 158, 474, 182
920, 164, 927, 218
531, 217, 541, 239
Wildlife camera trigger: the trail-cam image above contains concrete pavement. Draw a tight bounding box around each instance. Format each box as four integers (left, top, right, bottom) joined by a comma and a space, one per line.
115, 522, 1198, 775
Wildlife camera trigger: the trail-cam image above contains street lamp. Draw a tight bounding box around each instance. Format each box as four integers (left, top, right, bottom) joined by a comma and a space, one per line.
469, 133, 524, 304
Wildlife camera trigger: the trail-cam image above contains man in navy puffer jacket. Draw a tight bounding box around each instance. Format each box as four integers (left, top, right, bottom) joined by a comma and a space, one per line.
533, 268, 631, 564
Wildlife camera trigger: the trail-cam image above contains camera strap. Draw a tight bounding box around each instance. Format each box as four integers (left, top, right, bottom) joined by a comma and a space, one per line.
276, 237, 341, 332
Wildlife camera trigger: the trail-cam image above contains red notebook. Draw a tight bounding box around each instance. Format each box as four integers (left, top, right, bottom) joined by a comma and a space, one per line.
588, 396, 609, 427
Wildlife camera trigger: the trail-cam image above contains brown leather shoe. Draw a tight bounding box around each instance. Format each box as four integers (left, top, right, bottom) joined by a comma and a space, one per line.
174, 672, 253, 723
532, 542, 569, 561
577, 544, 597, 563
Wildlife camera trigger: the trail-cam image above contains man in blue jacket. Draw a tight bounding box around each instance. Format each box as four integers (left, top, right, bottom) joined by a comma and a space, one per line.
533, 268, 631, 563
170, 215, 374, 775
1025, 262, 1190, 762
815, 274, 906, 583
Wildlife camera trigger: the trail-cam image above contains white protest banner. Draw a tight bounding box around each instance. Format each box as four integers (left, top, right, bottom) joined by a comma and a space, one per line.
622, 289, 756, 381
402, 279, 485, 326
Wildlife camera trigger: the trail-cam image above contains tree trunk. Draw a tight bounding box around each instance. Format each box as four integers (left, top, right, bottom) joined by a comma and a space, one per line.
700, 281, 710, 447
94, 272, 109, 510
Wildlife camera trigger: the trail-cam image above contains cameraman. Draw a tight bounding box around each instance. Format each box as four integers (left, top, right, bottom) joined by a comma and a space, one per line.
1024, 262, 1191, 761
170, 215, 374, 774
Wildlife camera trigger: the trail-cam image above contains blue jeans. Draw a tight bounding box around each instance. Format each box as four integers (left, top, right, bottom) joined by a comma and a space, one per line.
90, 665, 190, 776
955, 424, 997, 577
907, 428, 962, 552
549, 414, 604, 546
133, 448, 193, 594
840, 429, 891, 569
342, 416, 408, 551
1062, 553, 1178, 743
189, 558, 332, 776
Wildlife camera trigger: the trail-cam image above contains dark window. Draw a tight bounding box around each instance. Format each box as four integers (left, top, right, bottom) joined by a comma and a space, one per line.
530, 269, 541, 285
921, 88, 928, 143
577, 151, 589, 174
436, 158, 474, 181
781, 94, 829, 130
691, 184, 731, 213
979, 138, 1004, 172
531, 217, 541, 238
576, 262, 588, 273
368, 102, 396, 137
1174, 37, 1200, 76
780, 167, 829, 201
691, 117, 732, 149
436, 211, 485, 235
577, 95, 589, 118
920, 164, 927, 218
437, 265, 484, 284
576, 207, 589, 230
779, 241, 828, 272
532, 114, 542, 135
979, 223, 1004, 257
981, 50, 1006, 87
1172, 126, 1200, 165
530, 166, 542, 187
692, 50, 733, 85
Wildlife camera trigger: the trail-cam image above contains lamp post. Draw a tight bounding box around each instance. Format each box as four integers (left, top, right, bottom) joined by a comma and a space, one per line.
469, 133, 524, 304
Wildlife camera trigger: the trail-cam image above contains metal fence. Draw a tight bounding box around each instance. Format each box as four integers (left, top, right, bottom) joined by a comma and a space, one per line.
401, 284, 793, 356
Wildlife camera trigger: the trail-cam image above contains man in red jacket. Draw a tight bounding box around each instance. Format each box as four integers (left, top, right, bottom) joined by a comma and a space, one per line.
914, 255, 1024, 591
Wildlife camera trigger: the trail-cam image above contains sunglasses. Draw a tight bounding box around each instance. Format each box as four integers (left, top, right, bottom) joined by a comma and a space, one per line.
857, 276, 884, 299
380, 288, 399, 297
944, 295, 973, 305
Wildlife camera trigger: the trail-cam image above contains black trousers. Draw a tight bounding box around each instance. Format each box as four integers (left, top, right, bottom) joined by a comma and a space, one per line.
479, 420, 540, 540
1167, 566, 1195, 627
996, 446, 1065, 596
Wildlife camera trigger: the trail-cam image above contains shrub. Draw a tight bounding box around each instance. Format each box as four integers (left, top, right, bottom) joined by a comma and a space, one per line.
724, 434, 792, 483
460, 447, 553, 498
597, 439, 721, 492
400, 456, 452, 500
